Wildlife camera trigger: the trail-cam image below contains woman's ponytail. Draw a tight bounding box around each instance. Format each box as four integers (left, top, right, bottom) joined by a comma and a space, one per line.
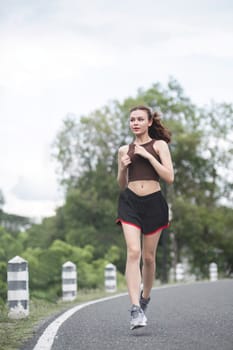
148, 111, 171, 143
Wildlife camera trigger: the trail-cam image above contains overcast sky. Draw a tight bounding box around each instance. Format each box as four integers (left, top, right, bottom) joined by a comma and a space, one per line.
1, 0, 233, 220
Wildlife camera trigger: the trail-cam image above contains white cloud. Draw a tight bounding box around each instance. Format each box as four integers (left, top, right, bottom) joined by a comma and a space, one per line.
11, 173, 60, 201
0, 36, 116, 87
3, 193, 63, 220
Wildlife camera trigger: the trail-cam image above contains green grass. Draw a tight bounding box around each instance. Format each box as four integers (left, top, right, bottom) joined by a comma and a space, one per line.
0, 288, 126, 350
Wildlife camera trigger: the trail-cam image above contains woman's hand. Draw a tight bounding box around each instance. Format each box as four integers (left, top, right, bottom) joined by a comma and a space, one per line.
120, 154, 131, 169
134, 144, 151, 160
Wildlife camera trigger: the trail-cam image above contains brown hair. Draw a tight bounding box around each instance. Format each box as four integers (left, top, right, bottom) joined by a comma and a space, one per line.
129, 105, 171, 143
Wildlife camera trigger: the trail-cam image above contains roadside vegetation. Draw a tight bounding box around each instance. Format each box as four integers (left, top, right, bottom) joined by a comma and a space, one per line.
0, 288, 127, 350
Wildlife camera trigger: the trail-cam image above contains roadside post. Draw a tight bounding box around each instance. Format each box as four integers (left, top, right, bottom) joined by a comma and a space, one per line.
105, 263, 117, 292
209, 262, 218, 281
7, 255, 29, 319
62, 261, 77, 301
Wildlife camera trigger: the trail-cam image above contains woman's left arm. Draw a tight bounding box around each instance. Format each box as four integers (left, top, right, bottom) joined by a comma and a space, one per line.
152, 140, 174, 184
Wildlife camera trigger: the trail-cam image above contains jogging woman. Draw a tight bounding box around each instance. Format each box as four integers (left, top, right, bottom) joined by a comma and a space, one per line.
116, 105, 174, 330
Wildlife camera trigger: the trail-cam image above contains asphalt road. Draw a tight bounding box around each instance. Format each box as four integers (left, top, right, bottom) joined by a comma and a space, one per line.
49, 280, 233, 350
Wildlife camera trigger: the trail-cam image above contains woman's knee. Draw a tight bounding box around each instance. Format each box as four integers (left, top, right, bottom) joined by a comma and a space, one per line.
127, 247, 141, 262
143, 253, 155, 266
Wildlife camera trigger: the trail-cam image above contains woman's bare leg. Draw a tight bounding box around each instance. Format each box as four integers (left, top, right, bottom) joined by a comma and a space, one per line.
141, 230, 162, 299
122, 223, 141, 306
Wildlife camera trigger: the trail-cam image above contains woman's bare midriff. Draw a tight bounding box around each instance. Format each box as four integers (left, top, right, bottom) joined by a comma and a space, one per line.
128, 180, 161, 196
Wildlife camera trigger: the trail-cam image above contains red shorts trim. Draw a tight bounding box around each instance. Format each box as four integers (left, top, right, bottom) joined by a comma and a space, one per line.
145, 223, 170, 235
115, 218, 141, 230
116, 218, 170, 235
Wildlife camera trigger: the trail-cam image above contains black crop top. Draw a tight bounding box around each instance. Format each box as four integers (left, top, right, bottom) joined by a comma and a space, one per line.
127, 139, 161, 182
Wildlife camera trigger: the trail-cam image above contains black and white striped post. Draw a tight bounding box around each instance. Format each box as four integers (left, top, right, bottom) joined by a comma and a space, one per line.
209, 262, 218, 281
7, 255, 29, 319
104, 263, 117, 293
62, 261, 77, 301
175, 262, 184, 282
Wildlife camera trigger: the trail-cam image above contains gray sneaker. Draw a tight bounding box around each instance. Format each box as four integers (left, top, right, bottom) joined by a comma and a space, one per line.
139, 291, 150, 313
130, 304, 147, 330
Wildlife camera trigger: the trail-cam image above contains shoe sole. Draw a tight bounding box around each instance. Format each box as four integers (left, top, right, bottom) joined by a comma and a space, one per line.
130, 322, 147, 330
130, 316, 147, 330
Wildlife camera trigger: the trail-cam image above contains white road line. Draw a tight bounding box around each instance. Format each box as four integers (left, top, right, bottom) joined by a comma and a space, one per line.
33, 292, 127, 350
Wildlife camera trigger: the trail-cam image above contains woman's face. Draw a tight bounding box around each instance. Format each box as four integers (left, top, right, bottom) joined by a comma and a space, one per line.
129, 109, 152, 136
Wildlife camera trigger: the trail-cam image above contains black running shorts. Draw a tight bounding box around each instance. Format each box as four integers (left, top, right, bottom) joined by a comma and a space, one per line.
116, 188, 169, 235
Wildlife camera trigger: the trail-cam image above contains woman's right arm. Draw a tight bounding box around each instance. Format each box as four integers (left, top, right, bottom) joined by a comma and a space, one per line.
117, 146, 131, 190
